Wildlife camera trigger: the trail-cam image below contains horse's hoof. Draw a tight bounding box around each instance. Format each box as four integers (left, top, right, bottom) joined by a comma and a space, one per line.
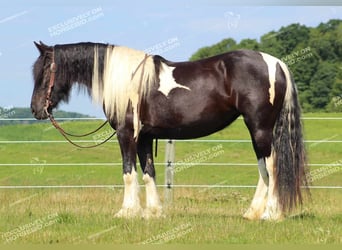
114, 207, 143, 218
143, 206, 164, 219
243, 207, 265, 220
260, 210, 284, 221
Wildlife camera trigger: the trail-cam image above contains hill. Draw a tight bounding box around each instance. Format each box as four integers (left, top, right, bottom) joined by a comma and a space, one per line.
0, 106, 91, 125
190, 19, 342, 112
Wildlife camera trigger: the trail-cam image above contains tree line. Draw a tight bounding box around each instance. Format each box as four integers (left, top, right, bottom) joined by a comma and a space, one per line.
190, 19, 342, 112
0, 107, 90, 125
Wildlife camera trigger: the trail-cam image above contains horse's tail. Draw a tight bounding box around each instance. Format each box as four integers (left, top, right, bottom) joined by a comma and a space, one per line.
273, 64, 310, 212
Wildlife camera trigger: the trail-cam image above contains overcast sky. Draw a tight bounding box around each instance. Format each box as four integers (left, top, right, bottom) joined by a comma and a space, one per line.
0, 0, 341, 118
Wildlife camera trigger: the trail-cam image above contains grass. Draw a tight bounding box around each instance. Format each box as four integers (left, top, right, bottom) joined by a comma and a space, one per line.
0, 113, 341, 244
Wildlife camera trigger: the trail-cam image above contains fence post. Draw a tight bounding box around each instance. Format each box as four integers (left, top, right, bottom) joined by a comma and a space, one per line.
164, 139, 175, 206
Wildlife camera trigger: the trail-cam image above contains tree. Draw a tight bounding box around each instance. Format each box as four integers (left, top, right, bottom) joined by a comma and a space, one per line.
236, 39, 259, 51
190, 38, 237, 61
309, 62, 338, 110
290, 48, 319, 94
189, 19, 342, 112
310, 19, 342, 61
276, 24, 311, 56
259, 31, 284, 57
189, 46, 212, 61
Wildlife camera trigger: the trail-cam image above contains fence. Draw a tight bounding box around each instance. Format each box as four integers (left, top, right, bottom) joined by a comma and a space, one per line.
0, 117, 341, 193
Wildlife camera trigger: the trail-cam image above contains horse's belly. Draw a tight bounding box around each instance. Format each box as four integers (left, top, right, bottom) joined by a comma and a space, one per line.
144, 110, 240, 139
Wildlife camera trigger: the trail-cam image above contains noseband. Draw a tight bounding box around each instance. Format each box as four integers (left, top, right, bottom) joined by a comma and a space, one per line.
43, 51, 116, 148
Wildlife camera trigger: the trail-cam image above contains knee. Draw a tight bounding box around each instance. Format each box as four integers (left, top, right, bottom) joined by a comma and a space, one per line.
143, 159, 156, 178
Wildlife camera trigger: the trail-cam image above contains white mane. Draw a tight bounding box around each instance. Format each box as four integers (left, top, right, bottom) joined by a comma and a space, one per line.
92, 45, 156, 138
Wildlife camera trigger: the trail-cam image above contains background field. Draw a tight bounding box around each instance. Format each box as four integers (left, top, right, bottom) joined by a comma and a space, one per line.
0, 113, 341, 244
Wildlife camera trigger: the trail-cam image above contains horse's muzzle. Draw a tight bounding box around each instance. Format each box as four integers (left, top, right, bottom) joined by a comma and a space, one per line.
31, 105, 50, 120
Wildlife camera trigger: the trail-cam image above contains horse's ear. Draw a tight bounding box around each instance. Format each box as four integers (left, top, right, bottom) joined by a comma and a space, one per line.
34, 41, 52, 55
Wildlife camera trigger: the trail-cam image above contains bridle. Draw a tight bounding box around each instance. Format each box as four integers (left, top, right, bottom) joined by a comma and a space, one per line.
43, 51, 116, 148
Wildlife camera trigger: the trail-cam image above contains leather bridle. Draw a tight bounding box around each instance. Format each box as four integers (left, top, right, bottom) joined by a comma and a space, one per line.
43, 50, 116, 148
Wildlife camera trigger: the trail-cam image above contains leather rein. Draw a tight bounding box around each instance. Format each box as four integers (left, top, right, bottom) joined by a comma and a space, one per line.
43, 53, 116, 149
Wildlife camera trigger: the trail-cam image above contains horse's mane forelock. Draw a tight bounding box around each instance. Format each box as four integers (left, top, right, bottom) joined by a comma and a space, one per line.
92, 45, 156, 136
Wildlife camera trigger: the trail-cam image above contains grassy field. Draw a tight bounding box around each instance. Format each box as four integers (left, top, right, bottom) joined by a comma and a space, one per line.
0, 113, 341, 244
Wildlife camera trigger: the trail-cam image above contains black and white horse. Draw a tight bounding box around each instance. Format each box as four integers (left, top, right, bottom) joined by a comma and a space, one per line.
31, 41, 309, 220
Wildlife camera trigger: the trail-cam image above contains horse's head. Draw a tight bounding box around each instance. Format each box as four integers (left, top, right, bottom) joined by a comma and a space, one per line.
31, 41, 71, 119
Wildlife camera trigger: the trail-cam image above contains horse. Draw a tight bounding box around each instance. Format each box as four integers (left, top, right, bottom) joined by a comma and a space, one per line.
30, 41, 309, 220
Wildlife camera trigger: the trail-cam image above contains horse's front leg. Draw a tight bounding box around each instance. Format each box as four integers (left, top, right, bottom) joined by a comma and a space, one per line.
137, 134, 163, 218
114, 128, 142, 218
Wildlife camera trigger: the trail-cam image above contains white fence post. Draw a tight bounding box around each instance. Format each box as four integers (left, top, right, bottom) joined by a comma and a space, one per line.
164, 139, 175, 205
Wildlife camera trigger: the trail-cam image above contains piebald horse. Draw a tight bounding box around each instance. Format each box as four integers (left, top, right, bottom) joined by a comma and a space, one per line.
31, 41, 309, 220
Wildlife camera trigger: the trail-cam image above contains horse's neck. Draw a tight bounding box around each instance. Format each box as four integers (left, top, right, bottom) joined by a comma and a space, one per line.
56, 44, 95, 91
63, 57, 93, 90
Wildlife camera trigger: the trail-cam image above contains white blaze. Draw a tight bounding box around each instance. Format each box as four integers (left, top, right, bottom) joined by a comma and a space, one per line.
158, 62, 190, 97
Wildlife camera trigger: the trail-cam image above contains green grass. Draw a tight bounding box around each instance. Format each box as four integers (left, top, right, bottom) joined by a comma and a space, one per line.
0, 113, 341, 244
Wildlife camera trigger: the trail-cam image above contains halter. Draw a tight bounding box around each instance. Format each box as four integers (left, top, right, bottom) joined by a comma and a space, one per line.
43, 50, 116, 148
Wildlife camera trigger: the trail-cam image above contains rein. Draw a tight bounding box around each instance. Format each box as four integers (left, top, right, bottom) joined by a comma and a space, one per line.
43, 51, 116, 149
48, 117, 116, 148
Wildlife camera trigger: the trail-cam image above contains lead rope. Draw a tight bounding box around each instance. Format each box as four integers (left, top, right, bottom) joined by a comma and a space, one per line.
48, 115, 116, 148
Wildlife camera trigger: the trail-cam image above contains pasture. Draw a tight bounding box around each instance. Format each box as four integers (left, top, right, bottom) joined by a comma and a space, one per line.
0, 113, 341, 244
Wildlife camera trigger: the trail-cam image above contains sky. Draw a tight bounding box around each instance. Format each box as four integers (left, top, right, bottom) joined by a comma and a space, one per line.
0, 0, 341, 118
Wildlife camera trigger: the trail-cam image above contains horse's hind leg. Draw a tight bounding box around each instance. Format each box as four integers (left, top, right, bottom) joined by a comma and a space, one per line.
137, 134, 162, 218
243, 124, 283, 221
243, 158, 268, 220
243, 127, 271, 220
262, 151, 283, 220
